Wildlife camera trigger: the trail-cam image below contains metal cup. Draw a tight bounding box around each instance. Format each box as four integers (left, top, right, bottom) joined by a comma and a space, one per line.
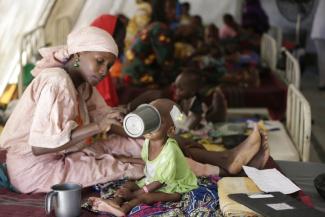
45, 183, 82, 217
123, 104, 161, 137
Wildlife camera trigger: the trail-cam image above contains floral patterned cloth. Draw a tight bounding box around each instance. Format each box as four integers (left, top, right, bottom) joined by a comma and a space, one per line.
82, 176, 220, 217
123, 22, 176, 87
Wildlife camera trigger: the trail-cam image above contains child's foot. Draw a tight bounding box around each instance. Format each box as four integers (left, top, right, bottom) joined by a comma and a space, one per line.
248, 130, 270, 169
88, 197, 125, 216
226, 125, 261, 174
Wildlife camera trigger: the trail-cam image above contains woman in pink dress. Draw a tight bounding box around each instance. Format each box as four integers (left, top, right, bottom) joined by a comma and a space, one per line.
219, 14, 239, 39
0, 26, 147, 193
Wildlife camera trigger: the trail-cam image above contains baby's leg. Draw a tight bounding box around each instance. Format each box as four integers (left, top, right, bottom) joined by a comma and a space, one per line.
89, 192, 180, 216
120, 192, 181, 214
88, 197, 125, 217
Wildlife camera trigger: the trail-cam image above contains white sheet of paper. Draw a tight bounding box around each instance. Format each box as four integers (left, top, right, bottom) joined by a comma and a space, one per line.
243, 166, 301, 194
266, 203, 294, 210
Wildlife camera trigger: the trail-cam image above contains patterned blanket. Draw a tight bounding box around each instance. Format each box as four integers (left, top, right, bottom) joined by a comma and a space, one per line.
82, 176, 221, 217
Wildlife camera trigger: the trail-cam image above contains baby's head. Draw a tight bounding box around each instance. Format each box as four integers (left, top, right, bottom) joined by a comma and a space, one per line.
174, 68, 201, 101
144, 98, 178, 140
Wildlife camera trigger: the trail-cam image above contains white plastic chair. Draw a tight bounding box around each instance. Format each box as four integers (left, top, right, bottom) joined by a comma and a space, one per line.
19, 26, 46, 96
286, 84, 311, 161
284, 49, 301, 89
260, 34, 277, 71
268, 26, 283, 58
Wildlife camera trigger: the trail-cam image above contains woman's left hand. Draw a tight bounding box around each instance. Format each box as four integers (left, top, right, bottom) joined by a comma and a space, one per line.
109, 105, 128, 115
97, 110, 123, 133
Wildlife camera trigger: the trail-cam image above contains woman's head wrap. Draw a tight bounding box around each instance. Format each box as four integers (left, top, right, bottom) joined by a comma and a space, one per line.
32, 26, 118, 76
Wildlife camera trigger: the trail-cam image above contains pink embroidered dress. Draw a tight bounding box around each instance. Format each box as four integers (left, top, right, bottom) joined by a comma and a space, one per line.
0, 68, 145, 193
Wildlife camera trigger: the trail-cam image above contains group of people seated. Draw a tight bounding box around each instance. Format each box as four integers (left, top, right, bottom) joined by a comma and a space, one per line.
0, 0, 272, 216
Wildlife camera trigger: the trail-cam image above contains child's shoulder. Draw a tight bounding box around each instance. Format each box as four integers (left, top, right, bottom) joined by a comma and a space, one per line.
166, 137, 178, 145
165, 138, 181, 151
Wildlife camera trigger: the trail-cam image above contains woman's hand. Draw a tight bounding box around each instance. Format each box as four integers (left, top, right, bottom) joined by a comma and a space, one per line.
114, 155, 133, 163
97, 110, 123, 133
110, 105, 128, 115
114, 155, 145, 164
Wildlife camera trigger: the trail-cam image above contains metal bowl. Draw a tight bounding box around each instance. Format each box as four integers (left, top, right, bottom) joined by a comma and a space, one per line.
314, 173, 325, 200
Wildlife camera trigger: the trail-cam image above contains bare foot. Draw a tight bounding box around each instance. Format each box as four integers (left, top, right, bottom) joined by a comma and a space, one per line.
88, 197, 125, 216
248, 130, 270, 169
226, 125, 261, 174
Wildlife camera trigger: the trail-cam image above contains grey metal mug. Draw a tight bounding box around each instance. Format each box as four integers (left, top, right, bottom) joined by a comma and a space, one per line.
123, 104, 161, 137
45, 183, 82, 217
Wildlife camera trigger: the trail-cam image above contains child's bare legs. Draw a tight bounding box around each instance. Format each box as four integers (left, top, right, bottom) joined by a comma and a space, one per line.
90, 192, 180, 216
122, 192, 181, 214
185, 125, 261, 175
120, 192, 181, 216
110, 181, 140, 207
88, 181, 141, 216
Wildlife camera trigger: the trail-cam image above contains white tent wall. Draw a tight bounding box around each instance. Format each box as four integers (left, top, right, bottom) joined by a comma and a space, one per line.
45, 0, 86, 46
74, 0, 137, 30
0, 0, 49, 96
180, 0, 244, 27
74, 0, 244, 30
0, 0, 245, 97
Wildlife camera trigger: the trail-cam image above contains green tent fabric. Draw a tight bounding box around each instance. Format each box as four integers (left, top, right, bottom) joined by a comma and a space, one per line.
23, 63, 35, 88
0, 163, 16, 192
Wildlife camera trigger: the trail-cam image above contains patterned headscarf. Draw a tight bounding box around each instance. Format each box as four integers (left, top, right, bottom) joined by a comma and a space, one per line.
31, 26, 118, 76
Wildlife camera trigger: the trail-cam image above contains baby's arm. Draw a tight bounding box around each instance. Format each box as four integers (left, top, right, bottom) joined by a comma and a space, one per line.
133, 181, 163, 197
115, 181, 162, 200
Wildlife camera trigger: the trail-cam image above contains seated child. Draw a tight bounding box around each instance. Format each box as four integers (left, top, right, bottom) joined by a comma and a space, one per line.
174, 69, 227, 129
124, 69, 227, 130
219, 14, 239, 39
88, 99, 198, 216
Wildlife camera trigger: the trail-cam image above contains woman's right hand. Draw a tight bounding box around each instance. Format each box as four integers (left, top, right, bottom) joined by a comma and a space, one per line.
97, 110, 123, 133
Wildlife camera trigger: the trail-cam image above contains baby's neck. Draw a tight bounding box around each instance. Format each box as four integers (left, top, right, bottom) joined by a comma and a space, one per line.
149, 136, 168, 147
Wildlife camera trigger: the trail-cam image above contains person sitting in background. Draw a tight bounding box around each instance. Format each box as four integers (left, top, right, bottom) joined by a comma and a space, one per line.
125, 68, 228, 130
180, 2, 191, 25
242, 0, 270, 35
204, 24, 220, 46
88, 99, 198, 216
124, 0, 152, 52
219, 14, 239, 39
174, 69, 227, 129
122, 22, 175, 88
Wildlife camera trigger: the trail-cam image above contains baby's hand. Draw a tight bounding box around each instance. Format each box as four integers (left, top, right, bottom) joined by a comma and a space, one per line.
115, 187, 133, 200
